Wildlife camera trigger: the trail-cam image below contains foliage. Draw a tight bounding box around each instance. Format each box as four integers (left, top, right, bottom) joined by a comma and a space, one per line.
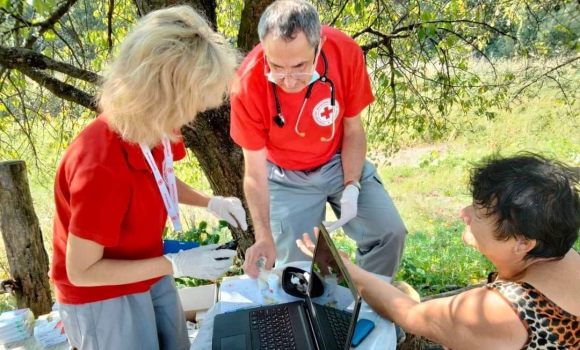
1, 0, 579, 167
310, 0, 580, 154
163, 220, 228, 245
0, 294, 17, 314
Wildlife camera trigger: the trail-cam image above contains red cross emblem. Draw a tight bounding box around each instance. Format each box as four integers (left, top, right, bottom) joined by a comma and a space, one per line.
321, 106, 333, 120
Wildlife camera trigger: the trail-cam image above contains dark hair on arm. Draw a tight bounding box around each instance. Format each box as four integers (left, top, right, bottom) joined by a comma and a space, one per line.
469, 152, 580, 260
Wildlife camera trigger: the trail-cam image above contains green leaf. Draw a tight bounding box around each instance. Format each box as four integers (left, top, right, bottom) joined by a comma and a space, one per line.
417, 27, 426, 40
32, 0, 54, 14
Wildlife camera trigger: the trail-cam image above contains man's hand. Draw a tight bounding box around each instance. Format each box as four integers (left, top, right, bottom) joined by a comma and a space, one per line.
207, 196, 248, 230
323, 184, 360, 232
243, 237, 277, 278
164, 244, 236, 279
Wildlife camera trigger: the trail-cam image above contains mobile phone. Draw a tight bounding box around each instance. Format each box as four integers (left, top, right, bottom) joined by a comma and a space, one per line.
214, 240, 238, 260
351, 319, 375, 347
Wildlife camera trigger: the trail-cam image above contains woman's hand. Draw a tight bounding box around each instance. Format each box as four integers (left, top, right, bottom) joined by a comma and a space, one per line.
296, 228, 350, 275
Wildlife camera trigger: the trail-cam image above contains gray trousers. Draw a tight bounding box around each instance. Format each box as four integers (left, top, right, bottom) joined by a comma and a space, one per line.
59, 275, 190, 350
268, 152, 407, 278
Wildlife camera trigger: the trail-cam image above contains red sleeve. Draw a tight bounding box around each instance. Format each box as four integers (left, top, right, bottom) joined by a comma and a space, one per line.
172, 138, 186, 162
68, 165, 131, 247
229, 84, 268, 150
344, 46, 375, 118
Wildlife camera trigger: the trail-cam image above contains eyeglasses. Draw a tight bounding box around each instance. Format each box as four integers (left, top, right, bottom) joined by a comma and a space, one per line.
264, 44, 321, 81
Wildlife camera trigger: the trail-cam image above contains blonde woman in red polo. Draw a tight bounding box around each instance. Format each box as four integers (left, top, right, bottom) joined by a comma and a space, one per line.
51, 6, 245, 350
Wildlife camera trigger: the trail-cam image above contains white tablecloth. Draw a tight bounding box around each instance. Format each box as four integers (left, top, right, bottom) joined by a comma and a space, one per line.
191, 262, 396, 350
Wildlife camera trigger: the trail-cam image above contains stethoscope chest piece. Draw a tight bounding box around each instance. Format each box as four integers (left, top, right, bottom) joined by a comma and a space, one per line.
274, 114, 285, 127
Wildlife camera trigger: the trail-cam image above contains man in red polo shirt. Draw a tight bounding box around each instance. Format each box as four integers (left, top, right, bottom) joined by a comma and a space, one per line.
51, 7, 245, 350
230, 0, 407, 281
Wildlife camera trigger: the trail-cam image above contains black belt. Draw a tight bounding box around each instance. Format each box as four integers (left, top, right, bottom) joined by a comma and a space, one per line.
303, 165, 322, 175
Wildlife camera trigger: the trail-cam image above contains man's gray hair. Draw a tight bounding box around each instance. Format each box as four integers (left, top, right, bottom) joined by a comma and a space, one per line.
258, 0, 321, 48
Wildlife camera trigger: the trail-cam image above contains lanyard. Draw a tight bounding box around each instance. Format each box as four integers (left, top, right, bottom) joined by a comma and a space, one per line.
139, 136, 182, 232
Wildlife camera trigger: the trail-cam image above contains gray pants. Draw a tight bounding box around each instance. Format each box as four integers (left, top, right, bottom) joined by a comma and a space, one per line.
268, 153, 407, 278
59, 275, 190, 350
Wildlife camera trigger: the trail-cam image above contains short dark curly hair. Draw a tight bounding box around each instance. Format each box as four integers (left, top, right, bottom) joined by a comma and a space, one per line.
469, 152, 580, 260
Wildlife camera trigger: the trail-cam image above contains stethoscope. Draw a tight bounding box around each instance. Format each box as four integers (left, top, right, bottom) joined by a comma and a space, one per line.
271, 50, 337, 142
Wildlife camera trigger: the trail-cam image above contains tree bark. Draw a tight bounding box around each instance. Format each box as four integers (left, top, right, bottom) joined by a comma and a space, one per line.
0, 161, 52, 317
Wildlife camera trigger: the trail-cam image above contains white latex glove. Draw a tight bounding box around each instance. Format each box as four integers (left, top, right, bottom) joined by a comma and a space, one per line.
323, 184, 360, 232
207, 196, 248, 230
164, 244, 236, 279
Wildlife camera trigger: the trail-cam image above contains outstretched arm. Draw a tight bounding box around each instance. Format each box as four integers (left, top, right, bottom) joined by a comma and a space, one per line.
296, 231, 528, 350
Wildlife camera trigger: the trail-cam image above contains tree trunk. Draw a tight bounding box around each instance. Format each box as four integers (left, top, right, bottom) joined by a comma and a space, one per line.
134, 0, 274, 254
0, 161, 52, 317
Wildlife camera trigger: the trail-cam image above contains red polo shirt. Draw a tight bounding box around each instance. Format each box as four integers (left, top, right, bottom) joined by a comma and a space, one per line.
230, 25, 374, 170
51, 114, 186, 304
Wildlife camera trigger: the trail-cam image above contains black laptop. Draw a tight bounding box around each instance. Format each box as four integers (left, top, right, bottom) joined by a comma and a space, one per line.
212, 224, 362, 350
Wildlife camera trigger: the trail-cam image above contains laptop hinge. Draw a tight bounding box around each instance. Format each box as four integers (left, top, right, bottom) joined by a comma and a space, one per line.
303, 301, 323, 349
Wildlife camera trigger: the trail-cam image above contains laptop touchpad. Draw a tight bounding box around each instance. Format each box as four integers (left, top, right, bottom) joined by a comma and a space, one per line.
221, 334, 246, 350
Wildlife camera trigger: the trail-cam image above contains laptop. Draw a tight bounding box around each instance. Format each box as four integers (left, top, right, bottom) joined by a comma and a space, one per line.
212, 224, 362, 350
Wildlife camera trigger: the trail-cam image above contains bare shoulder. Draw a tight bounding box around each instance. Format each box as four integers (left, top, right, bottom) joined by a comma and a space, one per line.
414, 287, 528, 350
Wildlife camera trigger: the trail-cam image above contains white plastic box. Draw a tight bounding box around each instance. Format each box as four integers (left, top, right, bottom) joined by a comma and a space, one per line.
178, 284, 218, 323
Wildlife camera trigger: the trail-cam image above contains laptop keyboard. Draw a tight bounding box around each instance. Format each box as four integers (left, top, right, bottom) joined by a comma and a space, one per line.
251, 306, 296, 350
323, 306, 351, 347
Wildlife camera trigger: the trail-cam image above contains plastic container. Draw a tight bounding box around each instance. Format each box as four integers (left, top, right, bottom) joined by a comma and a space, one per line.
267, 274, 280, 297
162, 240, 200, 254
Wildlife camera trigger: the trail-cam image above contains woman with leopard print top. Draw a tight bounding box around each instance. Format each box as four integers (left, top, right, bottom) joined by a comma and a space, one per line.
298, 153, 580, 349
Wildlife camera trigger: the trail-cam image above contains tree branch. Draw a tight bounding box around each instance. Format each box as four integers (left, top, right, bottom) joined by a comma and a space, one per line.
392, 19, 516, 41
359, 33, 409, 54
328, 0, 349, 27
10, 65, 97, 112
514, 55, 580, 99
0, 46, 101, 84
26, 0, 79, 49
107, 0, 115, 53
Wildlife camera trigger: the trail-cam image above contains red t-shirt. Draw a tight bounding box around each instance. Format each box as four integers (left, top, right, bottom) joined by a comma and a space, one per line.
230, 26, 374, 170
51, 114, 186, 304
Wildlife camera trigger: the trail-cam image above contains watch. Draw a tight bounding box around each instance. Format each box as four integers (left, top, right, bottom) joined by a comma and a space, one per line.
345, 180, 361, 191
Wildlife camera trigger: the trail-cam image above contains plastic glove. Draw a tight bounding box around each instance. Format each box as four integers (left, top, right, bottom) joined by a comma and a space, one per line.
323, 184, 360, 232
164, 244, 236, 279
207, 196, 248, 230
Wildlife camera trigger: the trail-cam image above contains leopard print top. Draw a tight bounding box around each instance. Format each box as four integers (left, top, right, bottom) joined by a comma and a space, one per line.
486, 281, 580, 350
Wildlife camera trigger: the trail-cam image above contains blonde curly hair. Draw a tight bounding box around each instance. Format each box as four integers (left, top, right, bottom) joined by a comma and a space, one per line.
98, 5, 238, 147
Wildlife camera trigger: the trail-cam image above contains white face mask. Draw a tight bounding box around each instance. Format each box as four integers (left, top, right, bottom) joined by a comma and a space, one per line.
267, 70, 320, 85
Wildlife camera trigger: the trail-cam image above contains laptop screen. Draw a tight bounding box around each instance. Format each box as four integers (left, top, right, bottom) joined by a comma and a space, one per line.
304, 224, 362, 349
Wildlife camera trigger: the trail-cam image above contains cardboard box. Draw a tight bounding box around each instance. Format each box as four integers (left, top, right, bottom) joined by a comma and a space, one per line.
178, 284, 217, 323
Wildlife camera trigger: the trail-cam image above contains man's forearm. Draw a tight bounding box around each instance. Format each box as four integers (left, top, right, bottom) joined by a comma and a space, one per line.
244, 175, 272, 241
341, 117, 367, 183
68, 256, 173, 287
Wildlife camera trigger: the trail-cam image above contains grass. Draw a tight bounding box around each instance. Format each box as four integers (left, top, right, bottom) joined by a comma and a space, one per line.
0, 62, 579, 312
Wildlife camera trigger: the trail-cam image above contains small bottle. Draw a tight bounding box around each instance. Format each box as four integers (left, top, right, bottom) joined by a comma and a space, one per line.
267, 273, 280, 297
